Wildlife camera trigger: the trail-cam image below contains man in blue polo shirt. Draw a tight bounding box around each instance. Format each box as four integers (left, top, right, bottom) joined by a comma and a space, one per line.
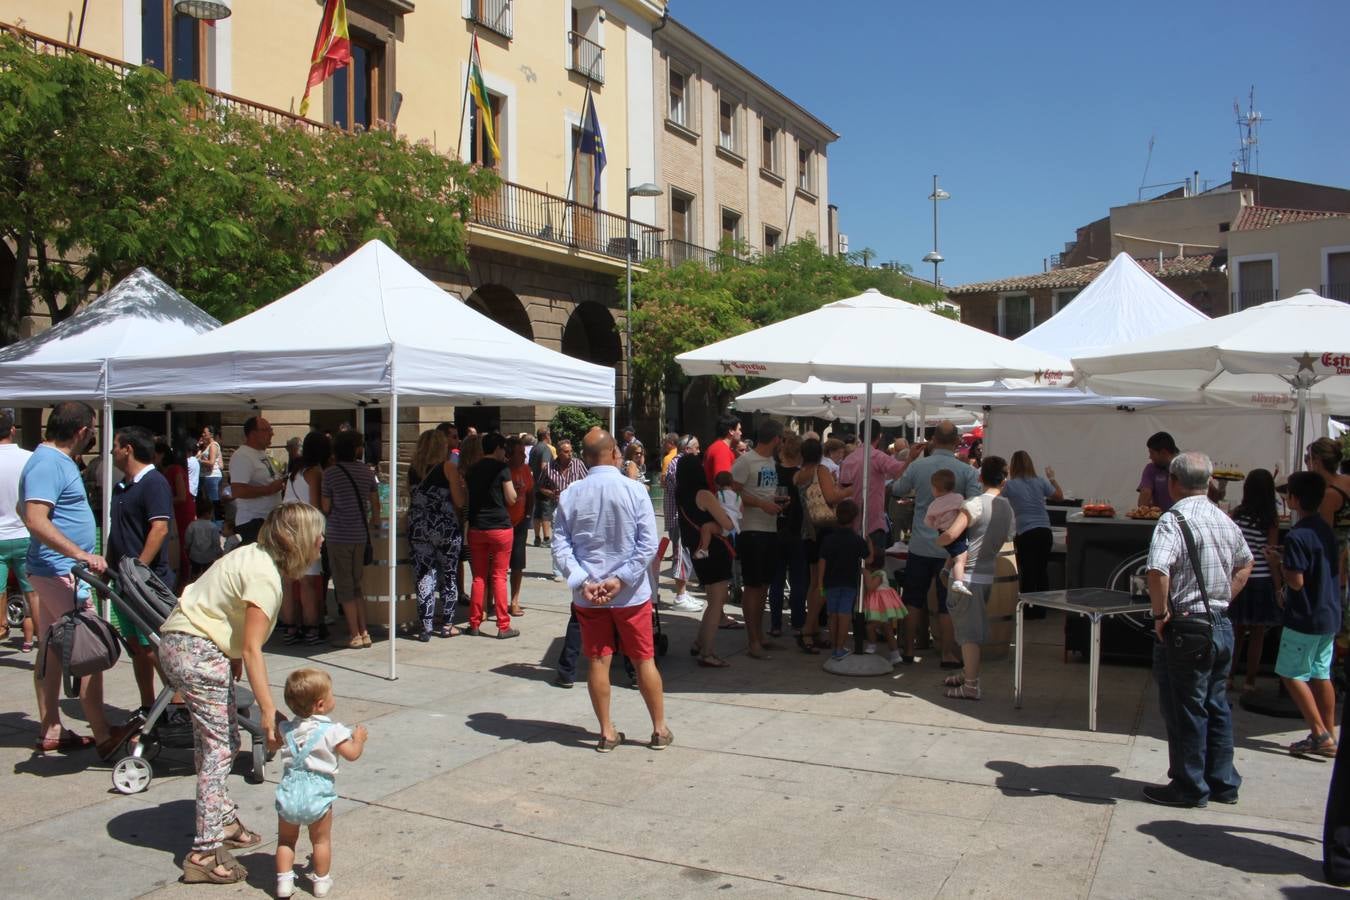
107, 425, 175, 713
21, 401, 136, 758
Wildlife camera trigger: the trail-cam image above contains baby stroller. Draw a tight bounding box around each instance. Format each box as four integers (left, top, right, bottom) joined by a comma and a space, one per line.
72, 559, 271, 795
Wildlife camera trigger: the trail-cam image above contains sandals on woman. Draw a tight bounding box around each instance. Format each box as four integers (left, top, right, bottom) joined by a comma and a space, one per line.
1289, 732, 1336, 757
222, 818, 262, 849
697, 654, 730, 668
945, 680, 981, 701
795, 632, 819, 655
33, 728, 94, 753
943, 673, 966, 688
437, 624, 461, 638
182, 847, 247, 884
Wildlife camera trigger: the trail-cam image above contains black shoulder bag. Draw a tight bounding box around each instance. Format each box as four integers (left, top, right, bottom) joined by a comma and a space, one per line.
338, 464, 375, 565
1163, 510, 1217, 668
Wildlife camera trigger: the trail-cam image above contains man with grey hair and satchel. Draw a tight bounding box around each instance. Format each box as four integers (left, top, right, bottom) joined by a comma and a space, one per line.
1144, 450, 1253, 808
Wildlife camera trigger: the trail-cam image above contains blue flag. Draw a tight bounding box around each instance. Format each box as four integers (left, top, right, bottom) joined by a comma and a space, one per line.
579, 91, 606, 209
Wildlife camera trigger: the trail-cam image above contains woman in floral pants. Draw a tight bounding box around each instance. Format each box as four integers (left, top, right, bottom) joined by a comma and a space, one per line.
406, 430, 467, 640
159, 503, 325, 884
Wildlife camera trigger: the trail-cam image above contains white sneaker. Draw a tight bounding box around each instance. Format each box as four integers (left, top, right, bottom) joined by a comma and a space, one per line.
276, 874, 295, 899
309, 873, 333, 899
950, 580, 973, 596
670, 593, 706, 612
887, 649, 903, 665
863, 642, 877, 654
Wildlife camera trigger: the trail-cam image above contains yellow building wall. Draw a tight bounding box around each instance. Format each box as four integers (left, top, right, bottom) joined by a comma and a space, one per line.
0, 1, 123, 55
227, 1, 315, 115
2, 1, 640, 220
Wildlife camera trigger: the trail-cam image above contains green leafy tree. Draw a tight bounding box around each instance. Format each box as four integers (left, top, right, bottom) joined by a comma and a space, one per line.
0, 34, 497, 339
628, 237, 946, 406
549, 406, 605, 448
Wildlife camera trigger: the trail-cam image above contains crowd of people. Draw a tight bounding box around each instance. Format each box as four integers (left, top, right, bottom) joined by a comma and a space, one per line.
7, 401, 1350, 886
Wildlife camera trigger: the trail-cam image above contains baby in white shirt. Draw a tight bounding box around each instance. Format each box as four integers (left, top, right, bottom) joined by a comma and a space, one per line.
275, 669, 368, 899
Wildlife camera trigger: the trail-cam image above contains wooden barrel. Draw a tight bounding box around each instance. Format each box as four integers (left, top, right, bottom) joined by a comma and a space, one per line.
981, 541, 1020, 661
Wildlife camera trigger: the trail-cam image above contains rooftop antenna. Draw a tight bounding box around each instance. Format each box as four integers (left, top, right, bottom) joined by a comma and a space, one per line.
1137, 134, 1155, 201
1233, 86, 1265, 175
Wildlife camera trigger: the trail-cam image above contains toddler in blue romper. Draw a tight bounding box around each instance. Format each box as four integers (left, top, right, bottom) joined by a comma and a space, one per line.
275, 668, 368, 898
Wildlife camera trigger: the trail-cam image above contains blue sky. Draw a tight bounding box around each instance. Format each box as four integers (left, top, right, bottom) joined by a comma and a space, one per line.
673, 0, 1350, 286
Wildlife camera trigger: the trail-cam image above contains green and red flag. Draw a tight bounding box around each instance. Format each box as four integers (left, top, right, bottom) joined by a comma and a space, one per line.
468, 34, 501, 163
299, 0, 351, 118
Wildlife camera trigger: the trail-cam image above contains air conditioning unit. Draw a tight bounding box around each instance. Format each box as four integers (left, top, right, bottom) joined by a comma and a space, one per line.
838, 233, 849, 254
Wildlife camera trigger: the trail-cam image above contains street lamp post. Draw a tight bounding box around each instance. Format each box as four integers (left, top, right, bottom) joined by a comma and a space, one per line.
922, 174, 950, 289
625, 168, 662, 431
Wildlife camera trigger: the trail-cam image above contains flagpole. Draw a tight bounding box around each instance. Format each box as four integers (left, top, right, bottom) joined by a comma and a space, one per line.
561, 87, 590, 246
455, 26, 477, 160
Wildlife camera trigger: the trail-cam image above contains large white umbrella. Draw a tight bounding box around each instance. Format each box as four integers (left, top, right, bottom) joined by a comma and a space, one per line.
1073, 289, 1350, 458
735, 377, 977, 426
679, 288, 1071, 383
678, 289, 1066, 674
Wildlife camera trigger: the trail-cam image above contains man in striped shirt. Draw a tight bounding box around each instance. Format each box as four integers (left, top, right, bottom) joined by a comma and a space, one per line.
1145, 451, 1253, 808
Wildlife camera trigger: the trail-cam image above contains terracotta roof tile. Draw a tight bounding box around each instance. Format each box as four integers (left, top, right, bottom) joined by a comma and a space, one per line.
1233, 205, 1350, 231
948, 254, 1216, 295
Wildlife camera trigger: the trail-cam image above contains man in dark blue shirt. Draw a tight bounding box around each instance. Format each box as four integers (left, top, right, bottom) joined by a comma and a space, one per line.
1268, 471, 1340, 757
107, 425, 174, 712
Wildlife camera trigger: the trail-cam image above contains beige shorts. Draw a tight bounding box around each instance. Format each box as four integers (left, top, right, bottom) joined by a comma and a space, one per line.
327, 542, 367, 602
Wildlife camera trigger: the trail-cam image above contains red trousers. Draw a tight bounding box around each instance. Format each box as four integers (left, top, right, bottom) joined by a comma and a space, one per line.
468, 527, 513, 630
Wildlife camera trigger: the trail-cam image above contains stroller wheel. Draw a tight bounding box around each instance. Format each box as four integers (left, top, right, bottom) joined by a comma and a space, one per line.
112, 756, 153, 794
6, 592, 25, 628
246, 741, 266, 785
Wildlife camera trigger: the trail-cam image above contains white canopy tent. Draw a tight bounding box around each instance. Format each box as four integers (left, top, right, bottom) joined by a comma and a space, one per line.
1074, 289, 1350, 474
678, 288, 1067, 674
920, 254, 1317, 508
1016, 253, 1208, 359
0, 267, 221, 539
1074, 289, 1350, 415
107, 240, 617, 679
735, 377, 977, 427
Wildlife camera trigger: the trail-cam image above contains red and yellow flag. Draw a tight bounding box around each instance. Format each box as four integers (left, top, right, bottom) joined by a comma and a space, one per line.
299, 0, 351, 118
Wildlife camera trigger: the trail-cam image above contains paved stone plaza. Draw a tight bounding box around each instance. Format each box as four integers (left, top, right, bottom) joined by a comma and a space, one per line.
0, 544, 1342, 898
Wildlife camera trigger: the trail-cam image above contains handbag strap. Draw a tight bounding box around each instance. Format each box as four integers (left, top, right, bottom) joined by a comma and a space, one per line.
1170, 509, 1213, 621
337, 464, 373, 546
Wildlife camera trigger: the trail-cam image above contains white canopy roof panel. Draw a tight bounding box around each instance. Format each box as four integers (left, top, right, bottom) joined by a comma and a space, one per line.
107, 241, 616, 409
0, 268, 219, 405
1073, 289, 1350, 413
1015, 253, 1208, 359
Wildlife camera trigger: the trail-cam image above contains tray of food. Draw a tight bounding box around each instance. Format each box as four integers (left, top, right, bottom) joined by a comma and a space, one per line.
1126, 506, 1163, 520
1081, 503, 1116, 518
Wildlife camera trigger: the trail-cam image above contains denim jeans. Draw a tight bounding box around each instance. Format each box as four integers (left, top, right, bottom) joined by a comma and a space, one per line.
769, 534, 808, 631
1152, 616, 1241, 802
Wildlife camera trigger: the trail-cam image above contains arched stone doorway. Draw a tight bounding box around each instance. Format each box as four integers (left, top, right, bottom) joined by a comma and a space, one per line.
465, 283, 533, 340
561, 301, 621, 366
463, 284, 533, 434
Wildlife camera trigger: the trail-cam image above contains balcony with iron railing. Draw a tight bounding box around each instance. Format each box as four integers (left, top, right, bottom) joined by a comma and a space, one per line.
1, 22, 326, 133
4, 22, 686, 271
1323, 283, 1350, 302
472, 180, 660, 263
467, 0, 513, 40
568, 31, 605, 84
1231, 287, 1278, 311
